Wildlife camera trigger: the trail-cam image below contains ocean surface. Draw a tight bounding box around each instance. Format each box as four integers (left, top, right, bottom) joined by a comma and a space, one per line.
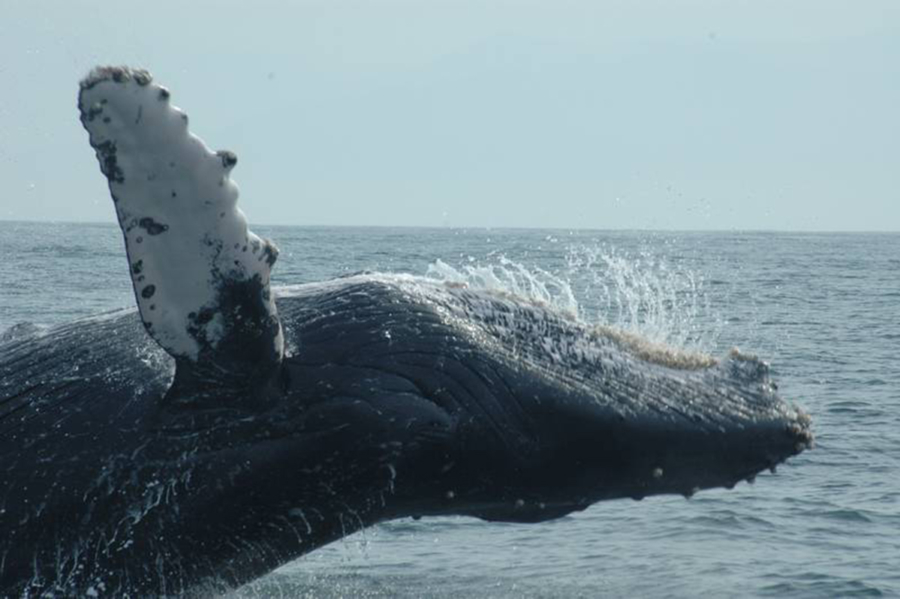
1, 221, 898, 598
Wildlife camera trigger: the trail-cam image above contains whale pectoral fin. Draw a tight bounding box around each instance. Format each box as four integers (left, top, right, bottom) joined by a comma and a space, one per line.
79, 67, 283, 405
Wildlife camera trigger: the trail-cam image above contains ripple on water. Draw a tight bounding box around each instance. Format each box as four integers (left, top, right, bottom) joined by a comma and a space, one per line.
760, 575, 887, 598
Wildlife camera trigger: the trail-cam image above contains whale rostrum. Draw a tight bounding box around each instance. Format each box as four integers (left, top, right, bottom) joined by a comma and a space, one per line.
0, 67, 812, 596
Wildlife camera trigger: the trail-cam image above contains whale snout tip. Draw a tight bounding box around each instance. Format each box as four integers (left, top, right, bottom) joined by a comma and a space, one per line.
724, 348, 813, 453
788, 405, 814, 453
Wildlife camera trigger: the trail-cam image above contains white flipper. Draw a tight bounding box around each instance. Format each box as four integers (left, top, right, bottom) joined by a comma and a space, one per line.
79, 67, 283, 390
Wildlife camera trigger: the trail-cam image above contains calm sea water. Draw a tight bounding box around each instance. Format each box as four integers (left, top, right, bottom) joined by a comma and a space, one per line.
1, 222, 898, 597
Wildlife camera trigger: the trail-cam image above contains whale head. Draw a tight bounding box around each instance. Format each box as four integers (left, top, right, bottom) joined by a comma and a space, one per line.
272, 278, 813, 524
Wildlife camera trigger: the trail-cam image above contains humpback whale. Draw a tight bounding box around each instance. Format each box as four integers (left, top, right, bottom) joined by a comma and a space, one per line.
0, 67, 812, 596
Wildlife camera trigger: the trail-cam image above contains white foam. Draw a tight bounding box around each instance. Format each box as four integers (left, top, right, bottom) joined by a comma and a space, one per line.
79, 67, 282, 361
425, 258, 579, 319
564, 245, 720, 351
422, 251, 721, 369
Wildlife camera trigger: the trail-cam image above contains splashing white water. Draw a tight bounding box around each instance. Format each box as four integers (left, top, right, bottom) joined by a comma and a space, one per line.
426, 257, 578, 318
425, 244, 721, 354
565, 245, 722, 353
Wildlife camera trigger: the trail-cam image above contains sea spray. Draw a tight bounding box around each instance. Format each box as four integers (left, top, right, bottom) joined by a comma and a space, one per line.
425, 243, 722, 356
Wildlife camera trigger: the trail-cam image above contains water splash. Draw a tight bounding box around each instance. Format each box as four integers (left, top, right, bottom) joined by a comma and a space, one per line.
425, 257, 578, 318
426, 244, 722, 354
564, 245, 722, 353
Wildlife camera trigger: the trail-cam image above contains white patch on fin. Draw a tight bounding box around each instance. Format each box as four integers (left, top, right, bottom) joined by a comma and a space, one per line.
78, 67, 283, 364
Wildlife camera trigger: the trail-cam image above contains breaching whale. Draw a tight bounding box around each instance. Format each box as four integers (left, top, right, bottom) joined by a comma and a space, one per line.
0, 67, 812, 596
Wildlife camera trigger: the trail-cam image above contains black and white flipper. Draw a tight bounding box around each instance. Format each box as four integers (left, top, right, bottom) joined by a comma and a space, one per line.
78, 67, 283, 404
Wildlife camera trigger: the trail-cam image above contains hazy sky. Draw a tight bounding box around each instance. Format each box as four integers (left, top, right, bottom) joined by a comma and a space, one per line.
1, 0, 898, 230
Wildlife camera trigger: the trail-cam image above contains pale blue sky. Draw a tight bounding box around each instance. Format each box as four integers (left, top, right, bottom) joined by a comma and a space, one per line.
1, 0, 898, 230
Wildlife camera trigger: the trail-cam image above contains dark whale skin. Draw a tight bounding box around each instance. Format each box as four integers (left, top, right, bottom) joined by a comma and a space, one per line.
0, 276, 811, 596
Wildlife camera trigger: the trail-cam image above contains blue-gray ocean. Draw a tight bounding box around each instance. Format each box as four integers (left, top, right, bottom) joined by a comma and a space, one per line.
1, 221, 897, 598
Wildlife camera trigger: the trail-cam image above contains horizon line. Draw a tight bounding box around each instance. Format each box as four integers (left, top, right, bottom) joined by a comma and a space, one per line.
0, 218, 897, 236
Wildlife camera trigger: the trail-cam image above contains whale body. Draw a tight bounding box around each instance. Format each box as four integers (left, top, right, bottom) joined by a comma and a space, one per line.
0, 68, 812, 596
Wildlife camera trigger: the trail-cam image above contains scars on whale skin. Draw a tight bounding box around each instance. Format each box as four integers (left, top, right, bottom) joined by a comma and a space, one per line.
0, 67, 813, 596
